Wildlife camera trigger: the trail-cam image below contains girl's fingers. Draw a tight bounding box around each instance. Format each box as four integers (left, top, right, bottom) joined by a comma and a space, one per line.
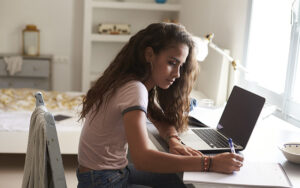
180, 149, 193, 156
171, 147, 192, 156
188, 149, 201, 156
189, 148, 203, 156
235, 161, 243, 168
233, 153, 244, 162
170, 149, 180, 155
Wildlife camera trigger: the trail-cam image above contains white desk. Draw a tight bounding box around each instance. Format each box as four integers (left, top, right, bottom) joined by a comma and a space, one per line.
147, 112, 300, 188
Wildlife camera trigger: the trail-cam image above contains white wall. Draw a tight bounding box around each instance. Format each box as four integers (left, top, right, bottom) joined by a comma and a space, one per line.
0, 0, 83, 91
181, 0, 249, 64
180, 0, 250, 104
0, 0, 249, 93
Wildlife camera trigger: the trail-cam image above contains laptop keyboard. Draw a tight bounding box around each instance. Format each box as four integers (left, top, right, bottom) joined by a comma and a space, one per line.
192, 129, 229, 148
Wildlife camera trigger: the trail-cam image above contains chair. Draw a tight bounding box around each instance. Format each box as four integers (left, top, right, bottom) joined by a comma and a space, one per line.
22, 92, 67, 188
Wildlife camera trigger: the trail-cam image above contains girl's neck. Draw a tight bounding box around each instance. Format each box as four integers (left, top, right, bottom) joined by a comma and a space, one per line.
143, 79, 155, 91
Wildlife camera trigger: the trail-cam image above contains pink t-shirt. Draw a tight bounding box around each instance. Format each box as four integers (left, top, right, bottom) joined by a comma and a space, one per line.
78, 81, 148, 170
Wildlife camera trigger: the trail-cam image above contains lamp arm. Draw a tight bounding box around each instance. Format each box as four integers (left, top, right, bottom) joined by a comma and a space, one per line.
208, 40, 248, 73
208, 42, 234, 62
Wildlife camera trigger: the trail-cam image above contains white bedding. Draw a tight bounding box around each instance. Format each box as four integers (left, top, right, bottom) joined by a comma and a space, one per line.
0, 110, 83, 132
0, 88, 85, 154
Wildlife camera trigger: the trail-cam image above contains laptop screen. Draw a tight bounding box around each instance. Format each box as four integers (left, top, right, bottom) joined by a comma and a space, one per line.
217, 86, 265, 147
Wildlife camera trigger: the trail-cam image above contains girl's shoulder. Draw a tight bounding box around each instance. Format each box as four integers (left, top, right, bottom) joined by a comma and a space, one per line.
116, 80, 148, 99
115, 80, 149, 108
121, 80, 147, 92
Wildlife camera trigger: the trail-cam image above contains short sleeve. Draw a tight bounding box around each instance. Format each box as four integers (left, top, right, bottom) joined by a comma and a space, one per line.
116, 81, 148, 115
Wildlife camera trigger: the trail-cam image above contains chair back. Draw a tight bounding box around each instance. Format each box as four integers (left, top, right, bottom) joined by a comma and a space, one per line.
22, 92, 67, 188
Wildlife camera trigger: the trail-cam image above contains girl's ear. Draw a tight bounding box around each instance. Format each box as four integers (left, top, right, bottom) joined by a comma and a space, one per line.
145, 47, 154, 63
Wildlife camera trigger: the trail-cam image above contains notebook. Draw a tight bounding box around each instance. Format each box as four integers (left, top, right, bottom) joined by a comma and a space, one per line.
180, 86, 265, 153
183, 161, 292, 187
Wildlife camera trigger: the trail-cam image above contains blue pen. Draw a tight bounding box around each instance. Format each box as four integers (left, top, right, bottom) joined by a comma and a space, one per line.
228, 138, 236, 154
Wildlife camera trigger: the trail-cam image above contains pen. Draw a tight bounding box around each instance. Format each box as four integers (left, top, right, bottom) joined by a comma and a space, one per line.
228, 138, 236, 154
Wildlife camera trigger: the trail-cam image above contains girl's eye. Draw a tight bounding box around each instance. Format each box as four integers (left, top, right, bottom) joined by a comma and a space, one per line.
168, 61, 176, 66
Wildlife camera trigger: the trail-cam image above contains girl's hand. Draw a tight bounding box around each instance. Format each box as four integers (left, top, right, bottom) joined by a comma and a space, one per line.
168, 137, 203, 156
210, 152, 244, 174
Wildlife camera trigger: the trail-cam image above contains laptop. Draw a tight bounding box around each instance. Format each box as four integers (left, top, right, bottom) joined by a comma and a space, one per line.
180, 86, 265, 153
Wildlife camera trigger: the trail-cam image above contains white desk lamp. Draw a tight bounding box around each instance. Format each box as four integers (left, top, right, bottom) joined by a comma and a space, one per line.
193, 33, 250, 106
194, 33, 248, 73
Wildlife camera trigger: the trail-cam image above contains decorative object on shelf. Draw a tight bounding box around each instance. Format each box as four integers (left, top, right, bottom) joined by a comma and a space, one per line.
162, 18, 179, 24
155, 0, 167, 4
98, 23, 131, 35
22, 24, 40, 56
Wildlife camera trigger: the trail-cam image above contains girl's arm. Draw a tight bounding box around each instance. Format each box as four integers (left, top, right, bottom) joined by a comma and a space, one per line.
123, 110, 243, 173
148, 115, 202, 156
148, 115, 177, 142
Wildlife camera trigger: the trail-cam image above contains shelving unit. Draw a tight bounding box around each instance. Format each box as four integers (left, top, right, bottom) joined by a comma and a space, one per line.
81, 0, 181, 92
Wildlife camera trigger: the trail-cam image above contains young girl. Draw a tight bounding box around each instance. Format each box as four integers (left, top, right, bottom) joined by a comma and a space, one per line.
77, 23, 243, 188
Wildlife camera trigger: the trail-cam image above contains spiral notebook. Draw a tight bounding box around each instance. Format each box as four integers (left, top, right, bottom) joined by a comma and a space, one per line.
183, 161, 292, 187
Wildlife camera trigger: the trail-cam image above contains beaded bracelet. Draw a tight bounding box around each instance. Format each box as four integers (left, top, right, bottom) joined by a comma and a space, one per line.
202, 156, 212, 172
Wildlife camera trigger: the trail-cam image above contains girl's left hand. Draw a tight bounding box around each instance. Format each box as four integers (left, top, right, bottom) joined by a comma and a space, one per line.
168, 137, 203, 156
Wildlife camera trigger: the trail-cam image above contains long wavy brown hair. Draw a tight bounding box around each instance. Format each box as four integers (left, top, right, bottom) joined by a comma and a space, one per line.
80, 22, 199, 132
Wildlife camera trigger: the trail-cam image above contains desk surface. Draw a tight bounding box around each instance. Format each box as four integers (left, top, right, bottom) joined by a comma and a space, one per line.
147, 112, 300, 188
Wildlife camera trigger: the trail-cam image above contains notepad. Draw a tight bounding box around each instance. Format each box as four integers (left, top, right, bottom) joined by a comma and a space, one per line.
184, 161, 292, 187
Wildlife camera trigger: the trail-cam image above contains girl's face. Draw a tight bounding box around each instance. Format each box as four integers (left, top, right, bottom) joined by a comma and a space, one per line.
145, 43, 189, 90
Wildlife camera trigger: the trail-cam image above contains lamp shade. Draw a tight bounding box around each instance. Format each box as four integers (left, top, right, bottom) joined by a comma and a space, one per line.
193, 36, 209, 62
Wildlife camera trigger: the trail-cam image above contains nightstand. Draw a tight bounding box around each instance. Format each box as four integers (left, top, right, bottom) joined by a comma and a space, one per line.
0, 55, 52, 90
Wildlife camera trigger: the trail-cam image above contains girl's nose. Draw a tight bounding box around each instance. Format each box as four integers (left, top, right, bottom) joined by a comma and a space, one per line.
173, 66, 180, 78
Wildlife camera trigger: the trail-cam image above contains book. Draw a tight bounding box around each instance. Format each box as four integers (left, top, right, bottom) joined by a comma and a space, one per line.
183, 161, 292, 187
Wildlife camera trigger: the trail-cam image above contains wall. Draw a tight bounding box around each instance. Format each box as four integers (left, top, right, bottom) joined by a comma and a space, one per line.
0, 0, 249, 93
180, 0, 250, 105
0, 0, 83, 91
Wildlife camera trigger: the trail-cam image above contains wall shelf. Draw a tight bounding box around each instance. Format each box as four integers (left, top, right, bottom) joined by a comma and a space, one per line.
82, 0, 181, 92
91, 34, 131, 42
92, 1, 181, 11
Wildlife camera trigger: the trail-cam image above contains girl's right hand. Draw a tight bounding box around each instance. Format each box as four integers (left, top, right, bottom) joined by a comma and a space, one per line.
210, 152, 244, 174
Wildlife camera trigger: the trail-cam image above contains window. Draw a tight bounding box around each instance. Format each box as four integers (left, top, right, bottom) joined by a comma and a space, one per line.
243, 0, 300, 124
294, 60, 300, 102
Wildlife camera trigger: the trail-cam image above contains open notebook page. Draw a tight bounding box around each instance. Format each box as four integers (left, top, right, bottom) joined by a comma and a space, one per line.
184, 161, 292, 187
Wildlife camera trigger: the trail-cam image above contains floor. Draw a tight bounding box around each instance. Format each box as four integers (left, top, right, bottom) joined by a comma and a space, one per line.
0, 154, 78, 187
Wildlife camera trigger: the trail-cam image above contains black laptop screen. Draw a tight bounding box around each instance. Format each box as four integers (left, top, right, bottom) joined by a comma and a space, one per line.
217, 86, 265, 148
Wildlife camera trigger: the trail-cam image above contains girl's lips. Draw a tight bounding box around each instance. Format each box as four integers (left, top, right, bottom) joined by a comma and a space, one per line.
167, 79, 175, 84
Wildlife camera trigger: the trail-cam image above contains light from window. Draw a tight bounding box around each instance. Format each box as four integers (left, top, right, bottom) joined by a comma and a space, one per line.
292, 49, 300, 103
246, 0, 292, 94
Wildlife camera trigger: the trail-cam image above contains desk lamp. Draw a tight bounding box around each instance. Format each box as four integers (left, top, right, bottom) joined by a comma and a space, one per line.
193, 33, 250, 106
194, 33, 248, 73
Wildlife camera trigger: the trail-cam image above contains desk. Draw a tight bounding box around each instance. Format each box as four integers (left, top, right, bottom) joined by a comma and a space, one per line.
147, 113, 300, 188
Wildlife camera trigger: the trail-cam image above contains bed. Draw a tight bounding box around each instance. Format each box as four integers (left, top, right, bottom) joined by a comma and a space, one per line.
0, 88, 84, 154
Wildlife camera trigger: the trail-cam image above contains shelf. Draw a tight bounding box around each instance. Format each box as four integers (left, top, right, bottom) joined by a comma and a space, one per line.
91, 1, 181, 11
82, 0, 181, 92
91, 34, 131, 42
